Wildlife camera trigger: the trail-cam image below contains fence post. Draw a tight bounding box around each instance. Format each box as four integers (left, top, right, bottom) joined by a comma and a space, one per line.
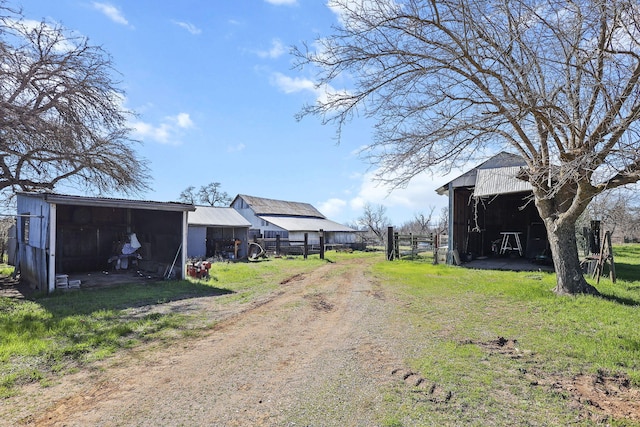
276, 234, 281, 257
433, 234, 439, 264
304, 232, 308, 260
387, 226, 394, 260
409, 233, 418, 258
319, 229, 325, 260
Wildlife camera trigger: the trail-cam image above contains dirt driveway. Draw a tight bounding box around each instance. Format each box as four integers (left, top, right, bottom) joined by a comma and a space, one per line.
7, 256, 417, 426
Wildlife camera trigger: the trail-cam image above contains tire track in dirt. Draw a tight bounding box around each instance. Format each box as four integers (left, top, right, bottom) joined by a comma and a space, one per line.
26, 257, 404, 426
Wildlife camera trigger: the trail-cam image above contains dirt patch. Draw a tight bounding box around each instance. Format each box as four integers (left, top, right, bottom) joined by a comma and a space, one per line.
279, 273, 305, 284
474, 336, 640, 423
304, 293, 335, 312
543, 371, 640, 424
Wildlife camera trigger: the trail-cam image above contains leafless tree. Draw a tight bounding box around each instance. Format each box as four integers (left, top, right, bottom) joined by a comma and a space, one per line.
397, 208, 435, 234
586, 188, 640, 243
197, 182, 231, 207
358, 203, 390, 245
438, 206, 449, 235
413, 208, 434, 234
179, 182, 231, 206
178, 186, 197, 204
0, 3, 149, 200
295, 0, 640, 295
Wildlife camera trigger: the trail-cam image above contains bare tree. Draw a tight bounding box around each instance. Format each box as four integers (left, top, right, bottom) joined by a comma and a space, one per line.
586, 188, 640, 243
413, 208, 435, 234
358, 203, 390, 245
197, 182, 231, 207
438, 206, 449, 235
178, 186, 197, 204
179, 182, 231, 206
0, 4, 149, 199
295, 0, 640, 295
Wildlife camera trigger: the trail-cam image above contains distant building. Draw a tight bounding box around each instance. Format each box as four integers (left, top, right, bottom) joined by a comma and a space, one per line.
187, 206, 251, 260
230, 194, 357, 246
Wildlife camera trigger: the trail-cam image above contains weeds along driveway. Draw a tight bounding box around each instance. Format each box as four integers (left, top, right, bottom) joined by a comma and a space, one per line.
8, 255, 416, 427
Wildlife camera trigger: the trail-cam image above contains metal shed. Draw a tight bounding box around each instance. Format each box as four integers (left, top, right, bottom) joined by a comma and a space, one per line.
15, 192, 195, 293
187, 206, 251, 259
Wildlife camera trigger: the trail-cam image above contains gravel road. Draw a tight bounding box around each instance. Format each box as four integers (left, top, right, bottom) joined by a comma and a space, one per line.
11, 256, 416, 426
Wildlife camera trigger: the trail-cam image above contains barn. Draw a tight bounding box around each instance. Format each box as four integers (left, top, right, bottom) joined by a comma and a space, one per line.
15, 192, 194, 293
231, 194, 357, 247
187, 206, 251, 260
436, 152, 549, 263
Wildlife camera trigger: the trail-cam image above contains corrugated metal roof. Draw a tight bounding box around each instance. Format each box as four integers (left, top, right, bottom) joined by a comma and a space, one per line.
474, 166, 532, 197
436, 152, 528, 194
18, 192, 195, 212
259, 215, 356, 232
188, 206, 251, 227
236, 194, 325, 218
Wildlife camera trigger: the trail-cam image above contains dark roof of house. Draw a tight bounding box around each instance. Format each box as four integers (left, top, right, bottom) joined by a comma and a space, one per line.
233, 194, 326, 218
17, 192, 195, 212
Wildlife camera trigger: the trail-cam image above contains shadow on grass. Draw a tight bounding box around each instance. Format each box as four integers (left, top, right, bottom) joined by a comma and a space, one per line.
34, 280, 234, 317
598, 291, 640, 307
610, 262, 640, 283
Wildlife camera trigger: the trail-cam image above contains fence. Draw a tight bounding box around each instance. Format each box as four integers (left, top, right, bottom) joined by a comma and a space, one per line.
254, 232, 333, 260
386, 226, 448, 263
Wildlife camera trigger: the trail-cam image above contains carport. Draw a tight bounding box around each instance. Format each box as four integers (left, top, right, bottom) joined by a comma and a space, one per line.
15, 192, 194, 293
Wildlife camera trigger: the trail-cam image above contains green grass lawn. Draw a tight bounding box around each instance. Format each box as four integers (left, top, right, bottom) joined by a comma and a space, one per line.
0, 255, 330, 397
373, 244, 640, 426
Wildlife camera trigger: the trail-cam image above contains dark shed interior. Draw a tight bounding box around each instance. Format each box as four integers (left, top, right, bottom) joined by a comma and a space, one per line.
453, 188, 548, 259
56, 204, 183, 274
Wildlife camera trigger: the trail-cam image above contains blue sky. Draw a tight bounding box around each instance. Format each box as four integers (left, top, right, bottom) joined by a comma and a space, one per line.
21, 0, 457, 226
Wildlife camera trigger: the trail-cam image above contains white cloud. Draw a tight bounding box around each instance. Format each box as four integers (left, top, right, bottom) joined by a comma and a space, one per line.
227, 143, 246, 153
256, 39, 286, 59
270, 72, 316, 94
173, 20, 202, 35
270, 72, 350, 108
335, 168, 456, 225
318, 198, 347, 218
174, 112, 194, 128
265, 0, 298, 5
93, 2, 130, 26
131, 112, 194, 145
9, 19, 79, 52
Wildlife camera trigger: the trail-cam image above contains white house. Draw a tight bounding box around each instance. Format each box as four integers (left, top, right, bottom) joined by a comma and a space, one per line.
230, 194, 357, 246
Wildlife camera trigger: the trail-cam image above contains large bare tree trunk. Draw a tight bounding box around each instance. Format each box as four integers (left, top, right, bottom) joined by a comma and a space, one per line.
543, 218, 599, 295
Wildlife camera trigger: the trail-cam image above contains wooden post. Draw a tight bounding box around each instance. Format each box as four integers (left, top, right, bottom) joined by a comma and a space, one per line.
304, 232, 308, 260
276, 234, 281, 256
386, 226, 394, 260
433, 234, 439, 264
319, 229, 325, 260
394, 232, 399, 260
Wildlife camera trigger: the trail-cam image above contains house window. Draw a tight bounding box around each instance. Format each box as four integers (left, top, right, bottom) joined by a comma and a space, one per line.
21, 215, 30, 244
262, 219, 269, 227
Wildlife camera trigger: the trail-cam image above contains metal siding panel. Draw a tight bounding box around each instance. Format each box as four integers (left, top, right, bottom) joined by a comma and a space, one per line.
187, 226, 207, 258
474, 167, 532, 197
